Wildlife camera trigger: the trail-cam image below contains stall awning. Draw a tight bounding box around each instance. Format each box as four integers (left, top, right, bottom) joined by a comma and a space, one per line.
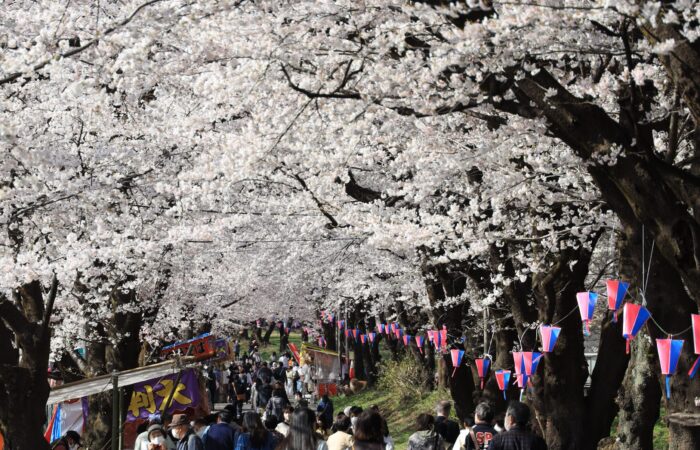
47, 358, 195, 405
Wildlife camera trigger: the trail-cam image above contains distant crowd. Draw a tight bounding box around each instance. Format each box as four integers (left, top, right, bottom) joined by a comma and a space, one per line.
50, 338, 547, 450
53, 397, 547, 450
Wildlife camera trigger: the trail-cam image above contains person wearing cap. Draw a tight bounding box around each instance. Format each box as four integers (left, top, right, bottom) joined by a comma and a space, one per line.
51, 430, 81, 450
168, 414, 204, 450
146, 424, 169, 450
135, 414, 165, 450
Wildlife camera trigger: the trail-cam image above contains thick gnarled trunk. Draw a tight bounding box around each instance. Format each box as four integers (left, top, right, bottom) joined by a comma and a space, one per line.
0, 278, 57, 450
530, 247, 592, 450
615, 329, 661, 450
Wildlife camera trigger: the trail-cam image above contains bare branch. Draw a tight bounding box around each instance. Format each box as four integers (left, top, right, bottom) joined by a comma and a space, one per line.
0, 0, 167, 86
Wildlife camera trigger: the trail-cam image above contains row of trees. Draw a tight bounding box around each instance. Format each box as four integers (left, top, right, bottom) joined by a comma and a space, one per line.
1, 0, 699, 448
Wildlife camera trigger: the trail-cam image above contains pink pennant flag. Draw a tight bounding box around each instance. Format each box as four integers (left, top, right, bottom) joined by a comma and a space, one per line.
475, 358, 490, 389
689, 315, 700, 379
415, 336, 425, 354
539, 325, 561, 353
512, 352, 523, 375
495, 370, 511, 400
450, 349, 464, 377
622, 303, 651, 354
606, 280, 629, 322
577, 291, 598, 336
657, 338, 683, 399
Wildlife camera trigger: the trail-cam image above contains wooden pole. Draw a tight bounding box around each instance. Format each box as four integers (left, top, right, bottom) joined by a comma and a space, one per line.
111, 372, 119, 450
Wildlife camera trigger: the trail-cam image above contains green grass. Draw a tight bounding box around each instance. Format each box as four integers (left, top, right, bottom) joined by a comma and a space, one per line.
653, 407, 669, 450
257, 331, 303, 361
333, 387, 454, 450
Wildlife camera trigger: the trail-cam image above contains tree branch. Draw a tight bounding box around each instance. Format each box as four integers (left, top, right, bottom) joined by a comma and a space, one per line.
0, 293, 31, 334
0, 0, 167, 86
41, 275, 59, 340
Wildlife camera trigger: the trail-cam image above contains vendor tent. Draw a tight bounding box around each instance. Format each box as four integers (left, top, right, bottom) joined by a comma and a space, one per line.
47, 358, 195, 405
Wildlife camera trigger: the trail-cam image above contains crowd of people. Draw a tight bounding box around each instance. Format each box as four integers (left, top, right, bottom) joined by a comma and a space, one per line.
203, 341, 318, 414
109, 398, 546, 450
407, 401, 547, 450
50, 339, 547, 450
52, 393, 547, 450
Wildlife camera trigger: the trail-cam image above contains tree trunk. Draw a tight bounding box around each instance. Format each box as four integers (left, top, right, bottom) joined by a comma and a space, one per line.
530, 246, 593, 449
0, 278, 57, 450
280, 330, 289, 353
615, 329, 661, 450
263, 320, 276, 345
667, 414, 700, 450
583, 314, 629, 450
81, 285, 142, 450
448, 349, 475, 421
322, 319, 337, 351
477, 327, 519, 413
618, 224, 700, 445
253, 322, 263, 343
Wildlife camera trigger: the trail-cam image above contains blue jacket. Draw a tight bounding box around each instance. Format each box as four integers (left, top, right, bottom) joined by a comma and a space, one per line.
235, 431, 279, 450
205, 423, 237, 450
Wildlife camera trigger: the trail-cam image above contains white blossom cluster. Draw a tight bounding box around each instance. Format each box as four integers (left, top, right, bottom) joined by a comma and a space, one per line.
1, 0, 694, 356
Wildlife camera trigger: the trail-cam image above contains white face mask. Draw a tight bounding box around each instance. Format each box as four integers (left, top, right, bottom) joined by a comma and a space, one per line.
151, 436, 165, 445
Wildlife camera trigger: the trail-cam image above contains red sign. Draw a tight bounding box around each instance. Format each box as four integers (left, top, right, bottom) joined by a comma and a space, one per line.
161, 334, 216, 361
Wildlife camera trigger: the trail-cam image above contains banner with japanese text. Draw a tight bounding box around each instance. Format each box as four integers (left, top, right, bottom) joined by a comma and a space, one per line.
126, 369, 201, 421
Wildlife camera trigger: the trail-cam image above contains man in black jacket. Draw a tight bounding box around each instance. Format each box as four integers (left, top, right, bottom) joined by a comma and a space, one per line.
489, 402, 547, 450
205, 410, 237, 450
461, 403, 497, 450
434, 400, 460, 445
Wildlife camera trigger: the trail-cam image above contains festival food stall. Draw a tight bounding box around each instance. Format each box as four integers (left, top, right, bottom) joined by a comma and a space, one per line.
298, 343, 341, 397
44, 356, 208, 450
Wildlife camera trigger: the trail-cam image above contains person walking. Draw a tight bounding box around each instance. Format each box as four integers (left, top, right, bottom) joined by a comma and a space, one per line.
266, 386, 289, 421
205, 410, 238, 450
235, 412, 279, 450
168, 414, 204, 450
453, 403, 497, 450
316, 394, 334, 431
407, 414, 445, 450
276, 408, 329, 450
434, 401, 460, 446
488, 402, 547, 450
233, 372, 250, 419
326, 415, 353, 450
352, 411, 385, 450
275, 405, 295, 437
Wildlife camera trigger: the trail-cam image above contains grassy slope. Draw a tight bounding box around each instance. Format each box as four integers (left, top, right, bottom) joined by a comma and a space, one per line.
256, 335, 670, 448
333, 387, 454, 450
256, 331, 303, 361
335, 386, 670, 450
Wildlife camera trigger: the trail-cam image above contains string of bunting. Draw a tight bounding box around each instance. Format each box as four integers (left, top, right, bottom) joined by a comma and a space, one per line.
317, 279, 699, 400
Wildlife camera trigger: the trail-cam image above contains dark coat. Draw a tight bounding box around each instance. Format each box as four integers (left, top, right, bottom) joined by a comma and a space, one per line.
205, 423, 237, 450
